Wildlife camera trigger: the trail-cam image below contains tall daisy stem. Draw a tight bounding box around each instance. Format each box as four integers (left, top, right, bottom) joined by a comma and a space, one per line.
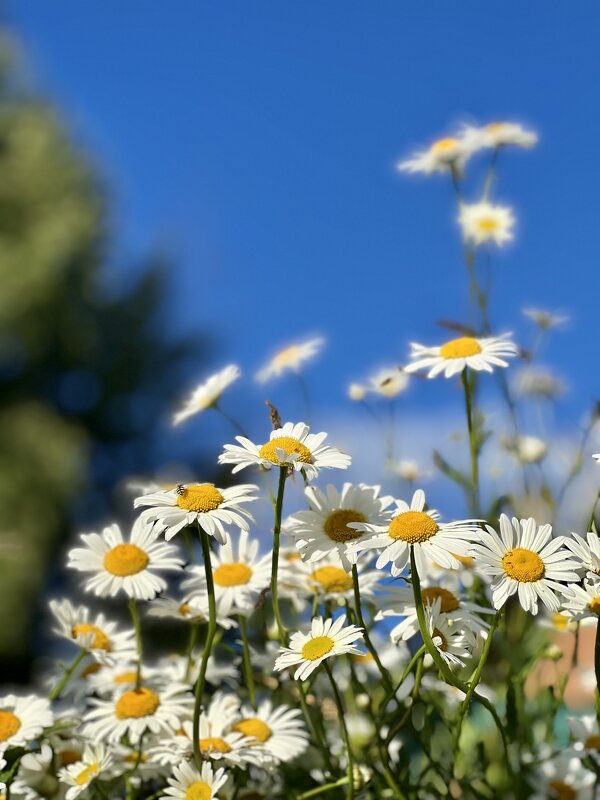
238, 614, 257, 710
193, 527, 217, 769
49, 648, 87, 701
128, 598, 143, 688
271, 466, 287, 643
351, 564, 395, 696
324, 661, 355, 800
461, 368, 479, 515
297, 777, 350, 799
185, 623, 200, 683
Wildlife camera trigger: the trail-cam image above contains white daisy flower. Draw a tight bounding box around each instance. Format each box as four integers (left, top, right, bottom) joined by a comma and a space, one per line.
501, 434, 548, 464
49, 599, 136, 666
463, 121, 538, 150
58, 744, 112, 800
285, 554, 382, 606
134, 482, 258, 543
155, 652, 240, 692
146, 595, 236, 629
426, 600, 474, 668
182, 530, 271, 618
397, 134, 476, 176
458, 201, 515, 247
160, 760, 228, 800
86, 661, 142, 696
530, 750, 595, 800
404, 334, 519, 379
523, 308, 568, 330
567, 715, 600, 763
83, 683, 190, 743
560, 575, 600, 622
471, 515, 580, 615
514, 365, 566, 400
348, 383, 367, 401
353, 489, 480, 578
172, 365, 240, 426
562, 530, 600, 577
233, 700, 308, 765
255, 337, 324, 383
274, 615, 363, 681
219, 422, 351, 479
67, 518, 183, 600
366, 367, 409, 398
0, 695, 53, 756
286, 483, 395, 571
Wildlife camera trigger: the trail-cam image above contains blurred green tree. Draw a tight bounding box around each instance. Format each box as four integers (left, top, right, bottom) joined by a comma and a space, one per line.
0, 32, 199, 680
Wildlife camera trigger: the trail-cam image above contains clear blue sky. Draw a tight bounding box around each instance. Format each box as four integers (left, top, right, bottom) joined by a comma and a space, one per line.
9, 2, 600, 464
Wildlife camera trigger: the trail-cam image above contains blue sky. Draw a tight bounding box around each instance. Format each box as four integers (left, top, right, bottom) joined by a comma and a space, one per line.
9, 2, 600, 484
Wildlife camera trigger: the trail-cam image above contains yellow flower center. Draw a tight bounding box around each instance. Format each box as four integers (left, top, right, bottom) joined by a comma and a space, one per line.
0, 710, 21, 742
113, 671, 137, 685
199, 736, 231, 754
476, 216, 499, 233
233, 718, 273, 743
585, 734, 600, 751
323, 509, 366, 543
179, 602, 191, 616
431, 137, 458, 154
213, 562, 253, 587
301, 635, 335, 661
351, 652, 374, 663
81, 662, 101, 679
273, 345, 301, 367
75, 762, 100, 786
310, 566, 353, 594
486, 122, 506, 133
451, 552, 475, 568
115, 688, 160, 720
588, 597, 600, 615
439, 337, 482, 360
552, 613, 570, 631
184, 781, 212, 800
72, 623, 111, 651
548, 782, 576, 800
389, 511, 438, 544
176, 484, 224, 513
103, 544, 149, 576
432, 627, 448, 652
258, 437, 312, 466
501, 548, 545, 582
422, 587, 460, 613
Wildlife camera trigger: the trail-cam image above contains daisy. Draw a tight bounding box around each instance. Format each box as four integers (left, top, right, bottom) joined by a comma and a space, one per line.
530, 751, 595, 800
58, 744, 112, 800
562, 530, 600, 577
172, 365, 240, 426
397, 134, 476, 176
86, 661, 143, 696
219, 422, 351, 479
0, 695, 53, 756
67, 517, 183, 601
134, 482, 258, 543
286, 483, 395, 571
501, 434, 548, 464
426, 600, 474, 668
458, 201, 515, 247
83, 683, 190, 743
567, 715, 600, 763
160, 760, 228, 800
182, 530, 271, 617
471, 515, 580, 614
462, 121, 538, 150
109, 738, 170, 784
560, 575, 600, 622
404, 334, 519, 379
274, 615, 363, 681
233, 700, 308, 764
146, 595, 236, 629
523, 308, 568, 330
49, 599, 136, 666
514, 366, 566, 399
286, 554, 382, 607
353, 489, 480, 578
366, 367, 409, 398
255, 337, 324, 383
348, 383, 367, 401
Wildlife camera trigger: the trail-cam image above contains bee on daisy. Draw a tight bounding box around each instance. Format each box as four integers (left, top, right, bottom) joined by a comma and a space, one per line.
255, 337, 324, 383
171, 364, 241, 426
49, 599, 136, 666
274, 615, 363, 681
404, 334, 519, 378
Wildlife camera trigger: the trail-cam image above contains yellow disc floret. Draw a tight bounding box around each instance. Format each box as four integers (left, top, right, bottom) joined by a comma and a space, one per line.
234, 718, 272, 743
585, 734, 600, 751
258, 437, 312, 466
439, 337, 482, 360
75, 762, 100, 786
547, 782, 576, 800
72, 623, 111, 651
115, 688, 160, 720
431, 137, 458, 154
323, 509, 366, 543
422, 587, 460, 613
388, 511, 438, 544
0, 710, 21, 742
184, 781, 212, 800
501, 548, 545, 582
199, 736, 231, 754
213, 562, 253, 587
113, 671, 138, 685
176, 484, 224, 513
103, 544, 149, 577
301, 635, 334, 661
588, 597, 600, 615
310, 566, 353, 594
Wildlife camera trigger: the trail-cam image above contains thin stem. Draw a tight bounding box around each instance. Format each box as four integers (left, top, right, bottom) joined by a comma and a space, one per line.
49, 648, 87, 701
193, 528, 218, 769
214, 403, 247, 437
461, 368, 479, 515
379, 644, 426, 714
324, 661, 354, 800
238, 614, 256, 710
128, 598, 143, 688
185, 623, 200, 683
351, 564, 395, 696
296, 777, 349, 800
271, 466, 288, 642
296, 372, 312, 423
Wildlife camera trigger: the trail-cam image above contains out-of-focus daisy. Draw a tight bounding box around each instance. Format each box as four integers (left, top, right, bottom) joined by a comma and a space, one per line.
348, 383, 367, 401
0, 695, 53, 756
353, 489, 479, 578
146, 595, 236, 629
462, 121, 538, 150
426, 600, 474, 668
560, 575, 600, 622
567, 715, 600, 764
256, 338, 324, 384
391, 459, 428, 483
405, 334, 518, 379
287, 483, 395, 571
523, 308, 569, 330
530, 750, 595, 800
397, 134, 476, 176
86, 661, 141, 697
172, 365, 240, 426
593, 454, 600, 464
219, 422, 351, 479
67, 519, 183, 601
160, 760, 228, 800
83, 683, 189, 742
49, 599, 136, 666
58, 744, 112, 800
183, 531, 271, 617
501, 434, 548, 464
286, 554, 382, 606
471, 515, 580, 614
366, 367, 409, 398
134, 482, 258, 544
514, 366, 566, 399
274, 615, 363, 681
563, 530, 600, 577
458, 201, 515, 247
233, 700, 308, 765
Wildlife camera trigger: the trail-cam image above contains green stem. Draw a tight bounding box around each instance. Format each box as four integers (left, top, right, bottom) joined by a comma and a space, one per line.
461, 368, 479, 515
324, 661, 354, 800
214, 403, 247, 437
296, 777, 349, 799
49, 648, 87, 701
238, 614, 257, 710
128, 598, 143, 688
185, 623, 200, 683
271, 466, 288, 643
192, 528, 218, 769
351, 564, 395, 696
